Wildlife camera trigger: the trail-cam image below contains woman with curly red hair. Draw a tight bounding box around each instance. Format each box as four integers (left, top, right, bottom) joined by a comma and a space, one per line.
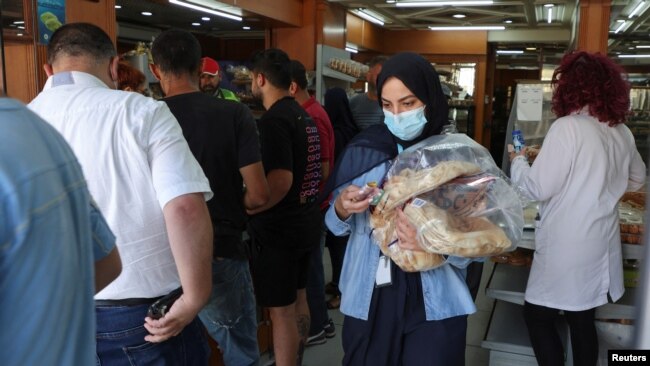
117, 61, 149, 95
509, 51, 646, 366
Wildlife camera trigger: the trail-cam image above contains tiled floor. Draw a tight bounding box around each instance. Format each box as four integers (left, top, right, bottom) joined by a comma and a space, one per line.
263, 251, 495, 366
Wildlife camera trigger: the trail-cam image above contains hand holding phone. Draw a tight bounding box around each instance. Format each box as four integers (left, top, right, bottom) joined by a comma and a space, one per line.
147, 288, 183, 320
355, 182, 380, 201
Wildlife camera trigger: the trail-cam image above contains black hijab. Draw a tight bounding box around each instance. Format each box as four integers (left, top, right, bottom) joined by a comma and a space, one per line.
376, 52, 449, 148
319, 52, 448, 201
324, 87, 359, 160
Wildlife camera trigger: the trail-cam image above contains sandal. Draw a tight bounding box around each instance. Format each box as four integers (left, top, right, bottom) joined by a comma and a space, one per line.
326, 295, 341, 309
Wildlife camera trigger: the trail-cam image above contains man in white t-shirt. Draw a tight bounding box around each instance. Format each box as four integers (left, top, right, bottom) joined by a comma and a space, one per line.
29, 22, 214, 365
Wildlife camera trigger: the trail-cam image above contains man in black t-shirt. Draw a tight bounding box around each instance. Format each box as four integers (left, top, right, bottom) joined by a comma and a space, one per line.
247, 48, 323, 366
150, 30, 269, 366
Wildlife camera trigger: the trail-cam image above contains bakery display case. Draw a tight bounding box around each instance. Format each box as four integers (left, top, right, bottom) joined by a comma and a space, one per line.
315, 44, 363, 104
482, 82, 646, 366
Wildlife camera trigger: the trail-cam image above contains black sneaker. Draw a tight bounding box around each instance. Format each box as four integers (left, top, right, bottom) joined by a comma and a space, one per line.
305, 330, 327, 346
324, 318, 336, 338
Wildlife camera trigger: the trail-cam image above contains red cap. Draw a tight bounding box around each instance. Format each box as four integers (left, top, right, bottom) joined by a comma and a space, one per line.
201, 57, 220, 75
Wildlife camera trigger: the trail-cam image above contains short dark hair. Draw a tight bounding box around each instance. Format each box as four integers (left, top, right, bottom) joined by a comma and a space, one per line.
151, 29, 202, 76
47, 23, 116, 65
289, 60, 308, 90
251, 48, 291, 90
369, 55, 389, 68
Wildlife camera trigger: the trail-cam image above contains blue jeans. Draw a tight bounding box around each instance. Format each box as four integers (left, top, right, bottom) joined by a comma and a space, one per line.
199, 258, 260, 366
96, 303, 209, 366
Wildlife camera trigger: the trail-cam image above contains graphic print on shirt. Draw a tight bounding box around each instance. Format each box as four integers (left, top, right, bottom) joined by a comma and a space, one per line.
301, 116, 322, 204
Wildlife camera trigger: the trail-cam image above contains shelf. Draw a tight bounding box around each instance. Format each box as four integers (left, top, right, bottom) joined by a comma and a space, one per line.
595, 287, 637, 320
517, 230, 535, 250
623, 244, 644, 260
486, 263, 528, 305
487, 262, 638, 319
321, 66, 359, 83
483, 300, 570, 356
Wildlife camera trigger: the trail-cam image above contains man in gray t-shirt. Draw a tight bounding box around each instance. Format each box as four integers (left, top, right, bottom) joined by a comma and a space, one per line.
350, 55, 388, 130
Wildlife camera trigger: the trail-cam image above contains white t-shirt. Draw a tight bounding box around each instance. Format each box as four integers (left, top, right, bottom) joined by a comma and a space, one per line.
29, 71, 213, 300
511, 111, 646, 311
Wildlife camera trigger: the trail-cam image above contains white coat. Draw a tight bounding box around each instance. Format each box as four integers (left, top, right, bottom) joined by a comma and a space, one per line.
511, 111, 646, 311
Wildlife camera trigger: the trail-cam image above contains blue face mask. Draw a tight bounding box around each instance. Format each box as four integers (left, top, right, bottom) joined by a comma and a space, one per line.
383, 106, 427, 141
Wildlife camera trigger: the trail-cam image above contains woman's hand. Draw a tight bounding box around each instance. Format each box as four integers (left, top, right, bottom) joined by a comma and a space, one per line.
395, 208, 424, 252
508, 144, 527, 162
334, 184, 373, 220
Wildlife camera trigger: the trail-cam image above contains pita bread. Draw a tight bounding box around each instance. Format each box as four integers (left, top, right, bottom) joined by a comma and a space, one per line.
375, 161, 481, 214
403, 201, 511, 257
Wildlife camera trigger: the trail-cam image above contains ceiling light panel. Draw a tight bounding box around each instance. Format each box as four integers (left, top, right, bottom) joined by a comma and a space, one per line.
169, 0, 242, 21
397, 1, 493, 6
429, 25, 505, 31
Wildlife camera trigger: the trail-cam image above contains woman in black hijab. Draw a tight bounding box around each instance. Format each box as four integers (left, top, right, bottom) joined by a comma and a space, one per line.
324, 52, 474, 365
324, 87, 360, 161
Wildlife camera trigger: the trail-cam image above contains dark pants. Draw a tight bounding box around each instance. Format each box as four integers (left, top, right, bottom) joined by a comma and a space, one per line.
342, 264, 467, 366
306, 234, 329, 336
524, 301, 598, 366
325, 230, 348, 286
465, 261, 484, 302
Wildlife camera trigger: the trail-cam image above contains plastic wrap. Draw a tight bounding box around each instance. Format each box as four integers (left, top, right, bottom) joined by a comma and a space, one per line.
370, 134, 524, 272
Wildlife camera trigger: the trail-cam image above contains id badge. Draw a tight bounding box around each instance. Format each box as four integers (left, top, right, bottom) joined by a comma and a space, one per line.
375, 255, 392, 288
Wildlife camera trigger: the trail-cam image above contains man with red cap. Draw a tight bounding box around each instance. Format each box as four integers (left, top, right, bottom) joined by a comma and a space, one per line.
200, 56, 240, 101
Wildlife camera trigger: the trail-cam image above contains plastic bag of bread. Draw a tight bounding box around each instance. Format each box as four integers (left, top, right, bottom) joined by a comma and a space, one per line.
370, 134, 523, 271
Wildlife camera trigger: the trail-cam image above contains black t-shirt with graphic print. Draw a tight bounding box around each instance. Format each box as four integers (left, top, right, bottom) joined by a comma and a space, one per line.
248, 96, 322, 249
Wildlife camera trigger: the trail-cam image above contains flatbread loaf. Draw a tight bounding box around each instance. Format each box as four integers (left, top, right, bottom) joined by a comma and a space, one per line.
376, 161, 481, 214
403, 201, 511, 257
370, 202, 445, 272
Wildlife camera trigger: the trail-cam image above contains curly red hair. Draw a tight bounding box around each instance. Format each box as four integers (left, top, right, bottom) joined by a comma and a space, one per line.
117, 61, 146, 92
551, 51, 630, 126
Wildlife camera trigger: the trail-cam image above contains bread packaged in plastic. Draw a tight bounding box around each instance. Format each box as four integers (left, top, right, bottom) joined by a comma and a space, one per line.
370, 134, 524, 272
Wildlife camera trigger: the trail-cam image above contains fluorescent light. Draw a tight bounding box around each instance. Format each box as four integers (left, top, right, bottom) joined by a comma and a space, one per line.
453, 14, 466, 18
504, 19, 513, 23
619, 54, 650, 58
192, 22, 200, 26
614, 21, 627, 34
547, 7, 553, 23
141, 11, 153, 16
17, 33, 23, 36
386, 0, 396, 3
544, 3, 555, 8
497, 50, 524, 54
202, 17, 210, 21
629, 1, 646, 18
17, 26, 25, 29
526, 47, 537, 50
429, 25, 505, 30
345, 47, 359, 54
115, 5, 121, 9
242, 26, 251, 30
353, 9, 385, 26
636, 45, 650, 48
397, 1, 493, 7
169, 0, 243, 22
13, 21, 24, 24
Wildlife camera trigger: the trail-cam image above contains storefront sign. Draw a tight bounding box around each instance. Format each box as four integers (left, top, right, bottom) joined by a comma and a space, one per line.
37, 0, 65, 44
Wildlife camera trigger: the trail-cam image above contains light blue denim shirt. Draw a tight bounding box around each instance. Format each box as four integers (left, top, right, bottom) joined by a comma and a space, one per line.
325, 161, 478, 321
0, 98, 116, 366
